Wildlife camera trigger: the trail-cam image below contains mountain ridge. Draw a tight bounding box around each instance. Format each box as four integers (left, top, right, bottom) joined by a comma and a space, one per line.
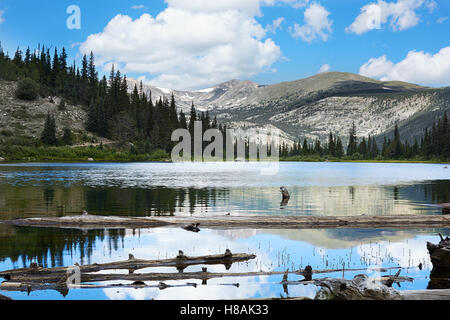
127, 72, 449, 145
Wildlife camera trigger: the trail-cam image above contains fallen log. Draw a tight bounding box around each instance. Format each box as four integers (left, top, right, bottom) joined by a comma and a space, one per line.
0, 293, 13, 300
281, 269, 412, 288
4, 214, 450, 230
401, 289, 450, 300
314, 274, 404, 300
440, 203, 450, 215
0, 281, 198, 294
0, 251, 256, 279
0, 264, 406, 294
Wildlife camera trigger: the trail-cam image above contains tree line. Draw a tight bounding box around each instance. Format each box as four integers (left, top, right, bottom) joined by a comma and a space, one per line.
0, 43, 223, 154
283, 113, 449, 160
1, 43, 449, 161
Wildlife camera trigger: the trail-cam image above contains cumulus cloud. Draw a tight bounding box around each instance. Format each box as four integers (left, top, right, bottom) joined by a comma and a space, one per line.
318, 64, 330, 73
290, 2, 333, 43
80, 1, 297, 90
164, 0, 310, 16
425, 0, 437, 13
359, 46, 450, 86
266, 17, 285, 33
0, 9, 5, 24
346, 0, 434, 35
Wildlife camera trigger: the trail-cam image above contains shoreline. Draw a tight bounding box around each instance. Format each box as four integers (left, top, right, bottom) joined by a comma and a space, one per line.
1, 159, 449, 165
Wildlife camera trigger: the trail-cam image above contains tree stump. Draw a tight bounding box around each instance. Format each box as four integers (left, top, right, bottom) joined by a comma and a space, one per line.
427, 234, 450, 271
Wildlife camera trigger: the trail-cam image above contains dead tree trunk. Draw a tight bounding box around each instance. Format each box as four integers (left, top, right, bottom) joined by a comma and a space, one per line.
0, 250, 256, 279
314, 274, 404, 300
427, 234, 450, 272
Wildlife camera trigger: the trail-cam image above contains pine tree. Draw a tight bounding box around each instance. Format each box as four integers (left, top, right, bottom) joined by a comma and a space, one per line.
62, 128, 73, 145
41, 113, 57, 145
347, 122, 358, 156
179, 111, 187, 129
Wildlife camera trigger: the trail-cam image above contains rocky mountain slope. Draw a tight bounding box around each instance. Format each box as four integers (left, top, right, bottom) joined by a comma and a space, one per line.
130, 72, 450, 144
0, 80, 102, 146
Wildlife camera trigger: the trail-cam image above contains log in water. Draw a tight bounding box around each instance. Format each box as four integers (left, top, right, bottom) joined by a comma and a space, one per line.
3, 214, 450, 230
0, 251, 256, 279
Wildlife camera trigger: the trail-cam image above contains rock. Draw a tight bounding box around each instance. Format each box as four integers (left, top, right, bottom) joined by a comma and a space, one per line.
0, 157, 5, 161
182, 223, 201, 233
87, 158, 94, 162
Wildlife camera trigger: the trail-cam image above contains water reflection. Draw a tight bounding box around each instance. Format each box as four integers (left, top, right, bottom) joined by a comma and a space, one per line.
0, 162, 449, 218
1, 226, 448, 300
0, 224, 125, 268
1, 163, 450, 299
0, 183, 449, 219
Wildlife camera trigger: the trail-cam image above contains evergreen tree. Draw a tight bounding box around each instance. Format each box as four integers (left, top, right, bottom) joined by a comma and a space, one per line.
62, 128, 73, 145
347, 122, 358, 156
41, 113, 57, 145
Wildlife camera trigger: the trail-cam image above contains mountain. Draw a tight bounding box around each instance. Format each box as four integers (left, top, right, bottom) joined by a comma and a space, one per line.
128, 72, 450, 145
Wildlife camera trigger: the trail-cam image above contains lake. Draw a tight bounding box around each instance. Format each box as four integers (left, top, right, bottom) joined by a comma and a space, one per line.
0, 162, 449, 300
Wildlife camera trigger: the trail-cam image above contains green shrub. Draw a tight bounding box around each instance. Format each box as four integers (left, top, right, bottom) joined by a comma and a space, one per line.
0, 130, 13, 137
15, 78, 40, 101
58, 99, 66, 111
39, 84, 50, 98
62, 128, 74, 145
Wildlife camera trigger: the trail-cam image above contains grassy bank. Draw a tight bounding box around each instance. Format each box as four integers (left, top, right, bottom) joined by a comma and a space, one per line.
0, 144, 448, 164
0, 145, 170, 162
281, 155, 450, 164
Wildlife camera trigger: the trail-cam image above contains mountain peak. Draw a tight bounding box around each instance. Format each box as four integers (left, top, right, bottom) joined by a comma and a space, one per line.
215, 79, 259, 91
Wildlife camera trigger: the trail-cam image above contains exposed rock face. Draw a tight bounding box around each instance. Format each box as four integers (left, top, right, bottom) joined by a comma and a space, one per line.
315, 274, 403, 300
0, 81, 88, 141
129, 72, 450, 145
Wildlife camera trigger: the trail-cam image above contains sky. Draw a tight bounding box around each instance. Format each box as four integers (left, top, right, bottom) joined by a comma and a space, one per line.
0, 0, 449, 90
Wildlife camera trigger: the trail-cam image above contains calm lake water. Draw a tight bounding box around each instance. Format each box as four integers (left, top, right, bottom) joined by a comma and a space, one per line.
0, 162, 449, 300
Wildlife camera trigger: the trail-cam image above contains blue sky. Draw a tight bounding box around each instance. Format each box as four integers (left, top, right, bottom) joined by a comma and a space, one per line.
0, 0, 449, 90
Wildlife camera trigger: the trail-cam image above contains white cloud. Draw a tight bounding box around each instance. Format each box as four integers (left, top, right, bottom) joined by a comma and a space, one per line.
359, 46, 450, 86
346, 0, 433, 35
0, 9, 5, 24
131, 5, 145, 10
164, 0, 310, 16
290, 2, 333, 43
318, 64, 330, 73
81, 1, 288, 90
437, 16, 448, 24
425, 0, 437, 13
266, 17, 285, 33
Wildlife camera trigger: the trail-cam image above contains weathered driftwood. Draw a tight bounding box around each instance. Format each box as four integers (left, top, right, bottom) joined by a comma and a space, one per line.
4, 214, 450, 230
400, 289, 450, 300
428, 270, 450, 289
0, 281, 198, 294
0, 293, 13, 300
314, 274, 404, 300
281, 269, 412, 288
0, 251, 256, 280
259, 289, 450, 301
427, 234, 450, 271
441, 203, 450, 215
